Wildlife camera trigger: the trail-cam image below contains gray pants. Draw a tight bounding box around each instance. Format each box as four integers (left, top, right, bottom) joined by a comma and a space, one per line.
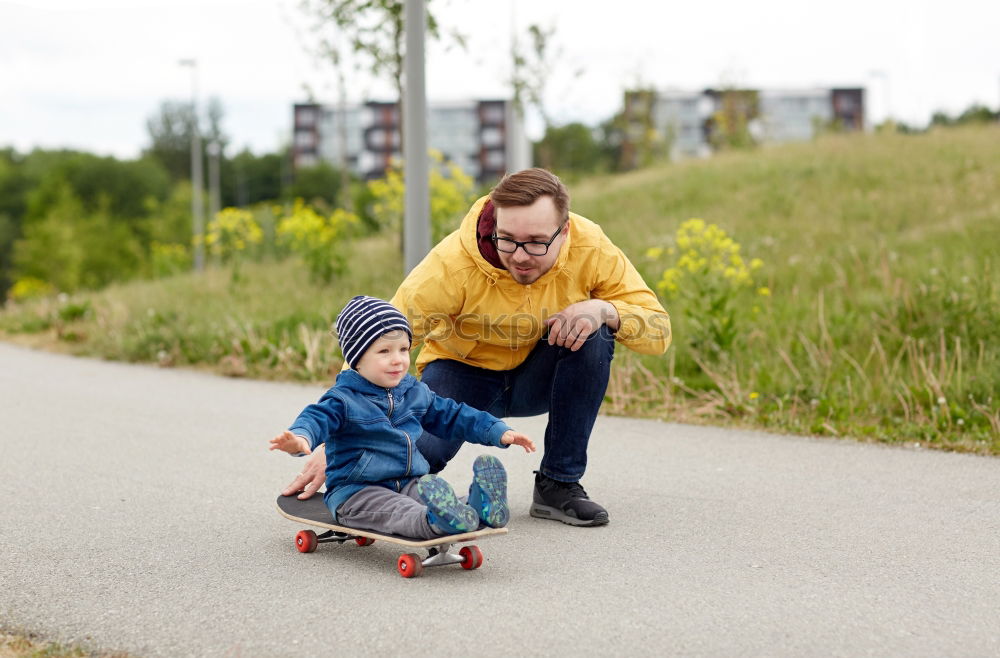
336, 479, 440, 539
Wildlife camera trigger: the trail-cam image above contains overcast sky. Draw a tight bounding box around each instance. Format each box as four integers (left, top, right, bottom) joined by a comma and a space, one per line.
2, 0, 998, 159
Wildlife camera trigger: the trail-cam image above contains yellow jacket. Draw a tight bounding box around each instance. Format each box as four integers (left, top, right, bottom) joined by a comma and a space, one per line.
391, 196, 671, 374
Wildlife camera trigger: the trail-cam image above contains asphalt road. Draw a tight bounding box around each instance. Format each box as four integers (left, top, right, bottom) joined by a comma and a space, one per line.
1, 342, 998, 657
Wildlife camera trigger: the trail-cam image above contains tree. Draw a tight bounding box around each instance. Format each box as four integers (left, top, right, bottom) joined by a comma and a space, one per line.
222, 149, 286, 207
510, 23, 582, 169
511, 24, 556, 129
144, 100, 195, 181
24, 152, 169, 224
286, 161, 344, 209
144, 97, 228, 182
533, 123, 608, 176
612, 89, 672, 170
0, 151, 30, 298
706, 89, 759, 151
12, 183, 143, 293
298, 0, 456, 142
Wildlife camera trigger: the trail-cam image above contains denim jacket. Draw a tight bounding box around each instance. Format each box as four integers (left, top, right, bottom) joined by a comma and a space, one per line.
288, 369, 511, 520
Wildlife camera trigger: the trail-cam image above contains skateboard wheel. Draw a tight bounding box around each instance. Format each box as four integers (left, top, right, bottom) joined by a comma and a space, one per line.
355, 537, 375, 547
397, 553, 423, 578
295, 529, 318, 553
459, 545, 483, 570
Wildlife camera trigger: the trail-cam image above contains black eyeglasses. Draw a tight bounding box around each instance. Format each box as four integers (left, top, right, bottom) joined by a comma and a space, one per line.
491, 223, 566, 256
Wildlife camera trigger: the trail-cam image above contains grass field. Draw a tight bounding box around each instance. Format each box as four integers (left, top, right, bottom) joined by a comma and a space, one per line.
0, 630, 127, 658
2, 125, 997, 452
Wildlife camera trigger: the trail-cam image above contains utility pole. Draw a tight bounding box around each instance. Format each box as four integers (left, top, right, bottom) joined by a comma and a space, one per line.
180, 58, 205, 271
403, 0, 430, 274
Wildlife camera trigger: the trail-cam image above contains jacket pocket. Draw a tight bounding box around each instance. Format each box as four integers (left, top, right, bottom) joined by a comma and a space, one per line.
344, 450, 375, 483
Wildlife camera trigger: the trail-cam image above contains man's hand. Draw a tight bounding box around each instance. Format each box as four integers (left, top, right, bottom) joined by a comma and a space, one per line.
280, 443, 327, 500
269, 430, 311, 456
545, 300, 619, 351
501, 430, 537, 453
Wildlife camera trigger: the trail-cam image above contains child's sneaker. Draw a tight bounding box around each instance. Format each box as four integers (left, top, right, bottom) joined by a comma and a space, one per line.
467, 454, 509, 528
416, 474, 478, 535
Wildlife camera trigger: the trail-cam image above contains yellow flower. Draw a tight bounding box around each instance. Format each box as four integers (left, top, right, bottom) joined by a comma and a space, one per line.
757, 286, 771, 297
645, 246, 664, 260
749, 392, 759, 400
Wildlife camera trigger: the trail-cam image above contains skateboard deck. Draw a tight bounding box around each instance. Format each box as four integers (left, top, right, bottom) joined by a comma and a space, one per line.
276, 494, 507, 578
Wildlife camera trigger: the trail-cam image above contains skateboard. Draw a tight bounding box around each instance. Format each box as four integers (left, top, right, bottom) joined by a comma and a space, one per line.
276, 494, 508, 578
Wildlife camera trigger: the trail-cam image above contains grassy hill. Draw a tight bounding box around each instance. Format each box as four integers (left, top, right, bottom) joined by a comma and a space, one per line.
3, 125, 998, 452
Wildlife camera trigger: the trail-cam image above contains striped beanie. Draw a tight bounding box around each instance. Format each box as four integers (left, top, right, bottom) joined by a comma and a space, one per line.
334, 296, 412, 368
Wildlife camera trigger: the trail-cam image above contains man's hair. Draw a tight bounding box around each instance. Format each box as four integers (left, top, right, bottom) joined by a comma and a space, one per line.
489, 168, 569, 222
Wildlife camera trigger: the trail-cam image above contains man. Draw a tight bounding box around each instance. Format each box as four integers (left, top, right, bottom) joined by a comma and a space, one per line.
283, 168, 670, 527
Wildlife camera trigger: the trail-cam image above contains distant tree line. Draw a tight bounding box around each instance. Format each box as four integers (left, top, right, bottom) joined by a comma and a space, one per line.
930, 104, 999, 127
0, 100, 350, 300
2, 95, 995, 302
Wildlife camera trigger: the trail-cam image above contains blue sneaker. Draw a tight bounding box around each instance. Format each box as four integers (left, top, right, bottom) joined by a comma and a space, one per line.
468, 454, 509, 528
416, 474, 478, 535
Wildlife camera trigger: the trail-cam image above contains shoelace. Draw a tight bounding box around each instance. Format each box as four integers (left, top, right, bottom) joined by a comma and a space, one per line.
553, 479, 589, 500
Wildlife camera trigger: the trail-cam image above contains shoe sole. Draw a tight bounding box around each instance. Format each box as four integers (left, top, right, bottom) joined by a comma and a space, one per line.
417, 476, 478, 534
529, 502, 610, 527
469, 455, 509, 528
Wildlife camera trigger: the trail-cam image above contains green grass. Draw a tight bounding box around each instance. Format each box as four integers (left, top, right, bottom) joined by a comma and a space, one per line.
0, 234, 404, 382
574, 125, 1000, 452
2, 125, 998, 452
0, 630, 129, 658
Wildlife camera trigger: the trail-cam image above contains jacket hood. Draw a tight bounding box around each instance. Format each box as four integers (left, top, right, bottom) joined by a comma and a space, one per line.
335, 369, 419, 396
457, 195, 574, 287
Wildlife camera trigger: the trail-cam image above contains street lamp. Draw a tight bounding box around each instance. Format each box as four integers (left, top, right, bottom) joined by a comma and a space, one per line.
179, 58, 205, 272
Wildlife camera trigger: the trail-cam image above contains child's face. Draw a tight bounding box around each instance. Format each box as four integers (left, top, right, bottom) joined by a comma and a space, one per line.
354, 330, 411, 389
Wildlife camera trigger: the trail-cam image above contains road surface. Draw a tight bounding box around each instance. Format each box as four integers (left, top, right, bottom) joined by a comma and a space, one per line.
1, 342, 998, 656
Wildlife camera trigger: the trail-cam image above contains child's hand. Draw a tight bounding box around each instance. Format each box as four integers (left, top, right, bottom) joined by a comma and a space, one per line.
501, 430, 536, 453
269, 430, 312, 456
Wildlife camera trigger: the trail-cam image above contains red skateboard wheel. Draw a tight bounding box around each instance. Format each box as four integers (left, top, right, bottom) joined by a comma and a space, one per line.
459, 545, 483, 570
295, 529, 318, 553
397, 553, 423, 578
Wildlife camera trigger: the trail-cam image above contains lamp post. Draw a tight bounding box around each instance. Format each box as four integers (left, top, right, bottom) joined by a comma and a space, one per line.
179, 58, 205, 271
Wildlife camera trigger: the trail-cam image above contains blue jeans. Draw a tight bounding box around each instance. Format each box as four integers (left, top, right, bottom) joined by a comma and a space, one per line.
417, 326, 616, 482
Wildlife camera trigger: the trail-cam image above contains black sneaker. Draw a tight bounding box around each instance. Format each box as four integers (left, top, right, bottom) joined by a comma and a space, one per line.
530, 471, 609, 527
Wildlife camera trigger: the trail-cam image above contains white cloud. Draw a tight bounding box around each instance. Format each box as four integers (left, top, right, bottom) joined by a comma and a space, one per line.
2, 0, 998, 158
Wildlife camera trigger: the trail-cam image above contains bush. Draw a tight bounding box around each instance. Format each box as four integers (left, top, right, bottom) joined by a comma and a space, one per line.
276, 199, 358, 283
366, 150, 477, 244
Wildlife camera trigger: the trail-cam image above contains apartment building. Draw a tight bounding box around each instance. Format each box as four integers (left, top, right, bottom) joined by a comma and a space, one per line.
292, 99, 529, 184
621, 87, 865, 166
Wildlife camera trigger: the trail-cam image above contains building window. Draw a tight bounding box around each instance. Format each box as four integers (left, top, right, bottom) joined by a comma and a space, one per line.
480, 103, 505, 125
484, 150, 505, 170
481, 126, 503, 147
296, 107, 317, 127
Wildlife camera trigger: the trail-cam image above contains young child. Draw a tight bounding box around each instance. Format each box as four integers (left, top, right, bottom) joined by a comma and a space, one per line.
270, 295, 536, 539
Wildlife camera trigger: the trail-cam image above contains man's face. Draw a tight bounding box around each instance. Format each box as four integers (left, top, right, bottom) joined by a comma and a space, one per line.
494, 195, 567, 285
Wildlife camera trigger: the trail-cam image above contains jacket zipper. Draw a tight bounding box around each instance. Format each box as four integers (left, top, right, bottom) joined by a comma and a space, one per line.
386, 389, 410, 477
402, 430, 412, 476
